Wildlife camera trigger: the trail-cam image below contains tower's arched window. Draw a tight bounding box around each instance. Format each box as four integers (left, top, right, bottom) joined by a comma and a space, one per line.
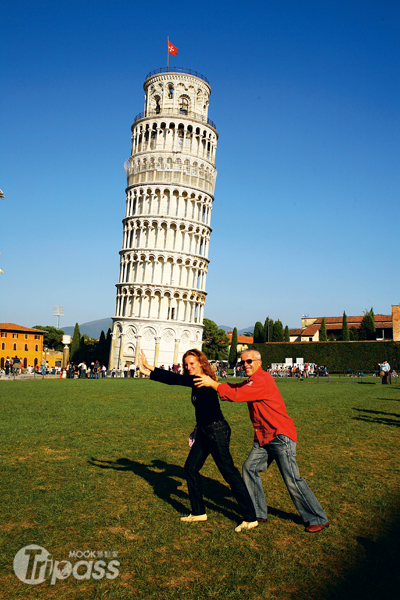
180, 97, 188, 115
168, 85, 174, 99
154, 96, 161, 114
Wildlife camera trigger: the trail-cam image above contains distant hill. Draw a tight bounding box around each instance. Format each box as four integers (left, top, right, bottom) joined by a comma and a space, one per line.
219, 325, 254, 336
62, 318, 113, 340
218, 325, 232, 333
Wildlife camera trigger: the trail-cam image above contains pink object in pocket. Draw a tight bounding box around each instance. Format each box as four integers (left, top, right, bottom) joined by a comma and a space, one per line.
189, 428, 198, 447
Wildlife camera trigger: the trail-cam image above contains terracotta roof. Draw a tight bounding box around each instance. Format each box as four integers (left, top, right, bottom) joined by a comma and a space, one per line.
289, 329, 303, 335
0, 323, 47, 333
301, 325, 320, 335
227, 333, 253, 344
313, 315, 391, 326
324, 322, 392, 331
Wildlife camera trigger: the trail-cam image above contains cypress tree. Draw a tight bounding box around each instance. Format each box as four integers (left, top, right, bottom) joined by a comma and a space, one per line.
272, 320, 284, 342
319, 317, 327, 341
284, 325, 290, 342
98, 330, 106, 364
228, 327, 238, 367
105, 328, 112, 367
78, 335, 86, 363
264, 317, 273, 342
349, 327, 357, 341
359, 308, 376, 340
254, 321, 264, 343
370, 307, 376, 334
342, 311, 350, 341
70, 323, 81, 361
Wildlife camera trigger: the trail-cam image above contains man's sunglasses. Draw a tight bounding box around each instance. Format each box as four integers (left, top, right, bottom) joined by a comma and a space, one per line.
239, 359, 259, 366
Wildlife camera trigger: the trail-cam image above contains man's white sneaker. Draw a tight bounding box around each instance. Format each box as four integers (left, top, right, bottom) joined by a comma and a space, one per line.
235, 520, 259, 533
180, 514, 207, 522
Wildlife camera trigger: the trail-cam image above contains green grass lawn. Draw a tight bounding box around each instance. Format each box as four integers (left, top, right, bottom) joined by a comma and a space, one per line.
0, 378, 399, 600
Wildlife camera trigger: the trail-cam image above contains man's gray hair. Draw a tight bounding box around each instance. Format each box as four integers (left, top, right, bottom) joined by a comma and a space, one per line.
241, 349, 261, 360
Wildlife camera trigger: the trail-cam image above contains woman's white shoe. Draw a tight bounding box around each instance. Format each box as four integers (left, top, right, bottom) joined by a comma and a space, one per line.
180, 514, 207, 522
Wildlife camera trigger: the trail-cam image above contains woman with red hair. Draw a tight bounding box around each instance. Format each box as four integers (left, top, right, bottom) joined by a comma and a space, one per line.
138, 348, 257, 532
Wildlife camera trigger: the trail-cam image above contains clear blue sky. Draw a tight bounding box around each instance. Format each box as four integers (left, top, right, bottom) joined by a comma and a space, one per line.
1, 0, 399, 331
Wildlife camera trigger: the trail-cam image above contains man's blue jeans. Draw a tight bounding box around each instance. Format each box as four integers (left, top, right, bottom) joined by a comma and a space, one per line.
184, 420, 256, 522
242, 436, 328, 526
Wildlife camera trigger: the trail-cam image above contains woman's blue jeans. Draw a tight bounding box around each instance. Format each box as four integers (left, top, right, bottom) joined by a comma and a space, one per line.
242, 436, 328, 526
184, 420, 256, 522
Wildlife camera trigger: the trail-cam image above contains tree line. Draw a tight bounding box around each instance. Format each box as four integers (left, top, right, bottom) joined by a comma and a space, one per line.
319, 308, 376, 341
252, 317, 290, 343
34, 324, 112, 366
202, 308, 378, 368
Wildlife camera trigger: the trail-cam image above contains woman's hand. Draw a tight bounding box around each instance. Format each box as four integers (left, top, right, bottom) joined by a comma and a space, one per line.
138, 350, 154, 376
193, 374, 220, 391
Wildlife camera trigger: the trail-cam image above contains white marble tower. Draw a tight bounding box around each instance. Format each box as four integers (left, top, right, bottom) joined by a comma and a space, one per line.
109, 67, 218, 369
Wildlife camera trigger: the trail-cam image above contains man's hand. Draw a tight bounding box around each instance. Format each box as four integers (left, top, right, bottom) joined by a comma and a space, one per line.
194, 374, 220, 391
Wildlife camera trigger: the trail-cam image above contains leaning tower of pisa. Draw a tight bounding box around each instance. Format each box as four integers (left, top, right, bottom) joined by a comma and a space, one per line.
109, 67, 218, 369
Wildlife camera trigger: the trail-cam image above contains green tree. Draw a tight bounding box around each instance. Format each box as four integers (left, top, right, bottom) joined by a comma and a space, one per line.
254, 321, 264, 343
263, 317, 273, 343
272, 320, 284, 342
349, 327, 358, 341
97, 330, 111, 366
228, 327, 238, 367
78, 335, 87, 363
342, 311, 350, 341
319, 318, 327, 341
32, 325, 64, 350
202, 319, 229, 360
359, 308, 376, 340
70, 323, 81, 362
105, 328, 112, 367
284, 325, 290, 342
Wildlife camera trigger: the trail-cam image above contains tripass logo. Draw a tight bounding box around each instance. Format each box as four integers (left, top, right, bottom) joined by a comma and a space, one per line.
13, 545, 120, 585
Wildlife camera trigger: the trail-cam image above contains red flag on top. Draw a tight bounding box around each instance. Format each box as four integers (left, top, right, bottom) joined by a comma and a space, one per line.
168, 41, 178, 56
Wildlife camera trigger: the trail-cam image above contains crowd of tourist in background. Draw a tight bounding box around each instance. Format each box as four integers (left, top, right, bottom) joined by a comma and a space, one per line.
1, 355, 398, 382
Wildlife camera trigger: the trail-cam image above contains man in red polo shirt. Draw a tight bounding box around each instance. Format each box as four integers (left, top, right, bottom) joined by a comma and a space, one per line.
194, 349, 328, 533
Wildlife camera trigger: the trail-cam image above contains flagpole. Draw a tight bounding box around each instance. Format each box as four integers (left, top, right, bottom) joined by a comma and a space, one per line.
167, 36, 169, 71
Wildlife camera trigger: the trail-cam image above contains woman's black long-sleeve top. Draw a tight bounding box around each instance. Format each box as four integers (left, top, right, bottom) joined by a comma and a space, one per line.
150, 368, 224, 427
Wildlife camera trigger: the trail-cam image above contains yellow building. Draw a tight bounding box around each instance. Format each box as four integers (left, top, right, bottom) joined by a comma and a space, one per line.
0, 323, 45, 370
227, 333, 253, 356
43, 349, 63, 369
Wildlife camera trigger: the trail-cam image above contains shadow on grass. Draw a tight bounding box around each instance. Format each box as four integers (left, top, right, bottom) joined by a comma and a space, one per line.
88, 457, 301, 524
89, 457, 240, 521
312, 516, 400, 600
352, 408, 400, 428
376, 397, 400, 402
